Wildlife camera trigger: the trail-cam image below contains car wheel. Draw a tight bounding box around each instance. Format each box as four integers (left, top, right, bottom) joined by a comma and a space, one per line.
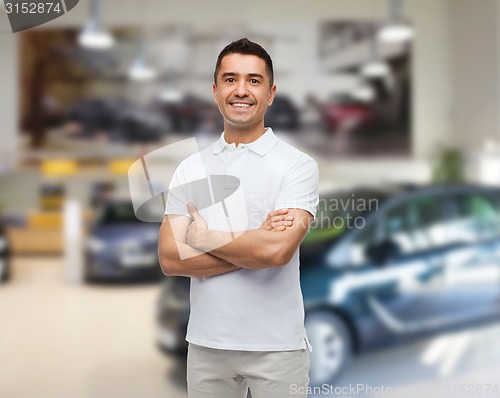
305, 311, 352, 385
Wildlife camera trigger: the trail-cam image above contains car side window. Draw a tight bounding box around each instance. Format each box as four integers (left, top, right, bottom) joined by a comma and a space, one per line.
384, 202, 415, 254
415, 196, 440, 227
451, 193, 500, 242
383, 195, 446, 255
412, 196, 448, 248
350, 221, 377, 266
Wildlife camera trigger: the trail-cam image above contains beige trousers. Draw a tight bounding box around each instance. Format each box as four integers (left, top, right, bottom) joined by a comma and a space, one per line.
187, 343, 310, 398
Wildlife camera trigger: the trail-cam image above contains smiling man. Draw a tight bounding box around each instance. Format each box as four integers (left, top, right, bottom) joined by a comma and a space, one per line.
158, 38, 319, 398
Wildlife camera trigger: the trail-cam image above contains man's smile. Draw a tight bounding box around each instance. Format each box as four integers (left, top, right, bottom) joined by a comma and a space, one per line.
229, 101, 254, 110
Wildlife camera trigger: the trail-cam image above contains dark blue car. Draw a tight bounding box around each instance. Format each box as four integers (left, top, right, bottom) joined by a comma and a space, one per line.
85, 200, 164, 283
156, 184, 500, 385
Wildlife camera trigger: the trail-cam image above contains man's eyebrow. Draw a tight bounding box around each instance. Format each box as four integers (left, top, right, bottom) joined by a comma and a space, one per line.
247, 73, 265, 79
221, 72, 265, 80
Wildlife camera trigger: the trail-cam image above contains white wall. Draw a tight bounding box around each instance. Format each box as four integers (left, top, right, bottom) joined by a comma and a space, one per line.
408, 0, 453, 160
0, 34, 18, 169
451, 0, 500, 153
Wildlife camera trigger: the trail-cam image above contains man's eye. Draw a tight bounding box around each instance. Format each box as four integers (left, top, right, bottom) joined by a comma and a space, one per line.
250, 79, 259, 84
226, 78, 235, 83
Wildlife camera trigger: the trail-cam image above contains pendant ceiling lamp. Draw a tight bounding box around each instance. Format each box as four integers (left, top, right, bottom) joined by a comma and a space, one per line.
158, 86, 182, 103
378, 0, 414, 43
362, 61, 390, 77
128, 0, 157, 82
351, 85, 375, 102
128, 35, 157, 81
361, 35, 390, 78
78, 0, 114, 50
159, 71, 182, 102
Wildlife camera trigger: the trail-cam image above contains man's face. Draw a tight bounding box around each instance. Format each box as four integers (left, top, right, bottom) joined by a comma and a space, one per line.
213, 53, 276, 131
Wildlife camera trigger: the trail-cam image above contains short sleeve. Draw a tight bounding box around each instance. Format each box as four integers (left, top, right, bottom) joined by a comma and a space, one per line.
164, 162, 192, 219
274, 157, 319, 219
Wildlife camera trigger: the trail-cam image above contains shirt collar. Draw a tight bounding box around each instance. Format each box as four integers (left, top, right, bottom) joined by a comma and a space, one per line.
213, 128, 279, 156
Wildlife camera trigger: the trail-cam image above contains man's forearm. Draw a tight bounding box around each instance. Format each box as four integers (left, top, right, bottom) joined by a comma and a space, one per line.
160, 240, 240, 278
196, 229, 290, 269
184, 205, 311, 270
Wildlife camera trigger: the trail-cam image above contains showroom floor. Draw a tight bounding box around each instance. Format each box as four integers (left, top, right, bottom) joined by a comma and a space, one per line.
2, 257, 500, 398
0, 257, 188, 398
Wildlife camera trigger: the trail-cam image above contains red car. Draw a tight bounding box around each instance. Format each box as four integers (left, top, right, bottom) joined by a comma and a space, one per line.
322, 96, 374, 134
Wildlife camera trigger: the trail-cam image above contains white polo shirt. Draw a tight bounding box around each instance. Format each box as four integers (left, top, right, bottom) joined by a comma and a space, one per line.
164, 128, 319, 351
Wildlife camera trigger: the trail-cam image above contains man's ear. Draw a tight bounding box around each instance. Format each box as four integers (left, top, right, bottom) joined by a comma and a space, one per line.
268, 84, 277, 106
212, 83, 218, 103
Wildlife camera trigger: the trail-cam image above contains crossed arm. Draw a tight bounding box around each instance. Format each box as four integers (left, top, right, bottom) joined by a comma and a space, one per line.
158, 206, 313, 278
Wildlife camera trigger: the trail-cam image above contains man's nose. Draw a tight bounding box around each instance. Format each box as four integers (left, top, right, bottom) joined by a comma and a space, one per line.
234, 81, 249, 97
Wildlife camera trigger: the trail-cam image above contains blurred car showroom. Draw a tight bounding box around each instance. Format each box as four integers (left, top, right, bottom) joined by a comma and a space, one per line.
2, 0, 500, 397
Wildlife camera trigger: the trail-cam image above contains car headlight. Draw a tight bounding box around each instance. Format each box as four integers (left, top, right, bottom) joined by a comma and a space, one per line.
119, 240, 141, 253
86, 237, 106, 253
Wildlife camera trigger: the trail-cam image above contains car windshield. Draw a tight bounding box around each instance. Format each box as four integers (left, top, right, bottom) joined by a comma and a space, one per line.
97, 199, 165, 224
98, 202, 138, 224
304, 190, 388, 244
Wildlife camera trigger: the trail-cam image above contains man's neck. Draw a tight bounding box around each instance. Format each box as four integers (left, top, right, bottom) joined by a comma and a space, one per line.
223, 124, 267, 147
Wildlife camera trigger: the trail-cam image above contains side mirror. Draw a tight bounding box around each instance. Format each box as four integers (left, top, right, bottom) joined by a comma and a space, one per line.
365, 239, 401, 265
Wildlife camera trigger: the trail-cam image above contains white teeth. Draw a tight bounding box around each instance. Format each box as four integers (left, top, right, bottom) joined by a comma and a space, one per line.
232, 103, 251, 108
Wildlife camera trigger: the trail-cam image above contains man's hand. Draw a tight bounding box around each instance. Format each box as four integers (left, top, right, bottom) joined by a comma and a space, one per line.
260, 208, 294, 231
158, 213, 240, 278
185, 207, 312, 269
186, 203, 209, 249
186, 205, 294, 251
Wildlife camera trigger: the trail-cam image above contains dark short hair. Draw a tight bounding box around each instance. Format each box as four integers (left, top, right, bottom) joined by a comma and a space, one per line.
214, 38, 274, 87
